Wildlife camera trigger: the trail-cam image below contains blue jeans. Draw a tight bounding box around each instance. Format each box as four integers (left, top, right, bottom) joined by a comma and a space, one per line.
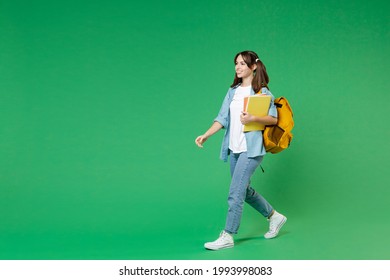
224, 151, 274, 234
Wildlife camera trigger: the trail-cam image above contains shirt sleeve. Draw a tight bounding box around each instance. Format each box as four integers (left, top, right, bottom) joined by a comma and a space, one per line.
261, 88, 277, 118
268, 96, 278, 118
214, 88, 231, 128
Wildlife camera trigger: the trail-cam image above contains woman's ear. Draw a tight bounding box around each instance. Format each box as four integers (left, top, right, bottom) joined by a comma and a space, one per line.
252, 64, 257, 71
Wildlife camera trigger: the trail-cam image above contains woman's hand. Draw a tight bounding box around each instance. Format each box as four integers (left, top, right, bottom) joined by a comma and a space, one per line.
240, 111, 253, 125
195, 134, 208, 148
195, 122, 223, 148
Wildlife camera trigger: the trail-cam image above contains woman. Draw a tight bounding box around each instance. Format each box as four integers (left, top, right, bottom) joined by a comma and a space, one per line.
195, 50, 287, 250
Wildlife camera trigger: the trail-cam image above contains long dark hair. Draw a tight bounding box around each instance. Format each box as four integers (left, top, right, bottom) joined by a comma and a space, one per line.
230, 50, 269, 93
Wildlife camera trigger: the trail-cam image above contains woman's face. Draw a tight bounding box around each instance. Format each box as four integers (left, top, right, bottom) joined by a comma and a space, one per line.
235, 55, 254, 79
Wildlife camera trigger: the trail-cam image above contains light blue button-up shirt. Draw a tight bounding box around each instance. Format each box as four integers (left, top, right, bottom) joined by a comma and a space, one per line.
214, 85, 278, 162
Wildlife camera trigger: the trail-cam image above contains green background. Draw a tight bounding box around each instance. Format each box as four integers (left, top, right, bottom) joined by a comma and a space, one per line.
1, 0, 389, 260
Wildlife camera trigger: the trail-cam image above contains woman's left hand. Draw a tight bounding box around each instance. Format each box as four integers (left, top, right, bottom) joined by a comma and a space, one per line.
240, 111, 253, 125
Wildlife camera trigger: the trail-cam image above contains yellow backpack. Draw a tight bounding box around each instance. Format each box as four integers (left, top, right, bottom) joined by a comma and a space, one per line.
263, 97, 294, 154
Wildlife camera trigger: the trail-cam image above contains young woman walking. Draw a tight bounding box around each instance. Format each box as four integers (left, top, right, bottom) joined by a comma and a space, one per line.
195, 50, 287, 250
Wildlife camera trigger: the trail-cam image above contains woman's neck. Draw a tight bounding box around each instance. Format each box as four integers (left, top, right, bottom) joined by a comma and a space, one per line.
241, 76, 253, 87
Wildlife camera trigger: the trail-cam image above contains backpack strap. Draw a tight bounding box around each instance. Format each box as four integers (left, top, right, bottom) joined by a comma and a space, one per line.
260, 165, 265, 173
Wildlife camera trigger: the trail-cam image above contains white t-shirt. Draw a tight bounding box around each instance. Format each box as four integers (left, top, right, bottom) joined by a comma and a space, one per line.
229, 86, 251, 153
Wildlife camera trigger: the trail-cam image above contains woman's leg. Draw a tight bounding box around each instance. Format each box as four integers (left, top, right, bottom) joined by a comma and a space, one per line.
224, 152, 263, 234
245, 186, 273, 218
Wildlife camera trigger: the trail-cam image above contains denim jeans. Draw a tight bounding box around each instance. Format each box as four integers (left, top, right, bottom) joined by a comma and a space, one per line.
224, 151, 274, 234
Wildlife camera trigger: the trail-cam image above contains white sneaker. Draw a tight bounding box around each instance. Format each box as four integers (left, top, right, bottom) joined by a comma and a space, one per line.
204, 231, 234, 250
264, 211, 287, 239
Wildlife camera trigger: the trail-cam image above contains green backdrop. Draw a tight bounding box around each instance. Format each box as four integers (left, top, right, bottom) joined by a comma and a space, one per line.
1, 0, 389, 260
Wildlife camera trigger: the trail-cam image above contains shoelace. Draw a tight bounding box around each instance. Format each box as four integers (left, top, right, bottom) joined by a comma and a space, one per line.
217, 231, 231, 242
268, 218, 278, 232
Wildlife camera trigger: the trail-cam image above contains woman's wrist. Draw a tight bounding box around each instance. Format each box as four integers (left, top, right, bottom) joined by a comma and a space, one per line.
253, 115, 277, 125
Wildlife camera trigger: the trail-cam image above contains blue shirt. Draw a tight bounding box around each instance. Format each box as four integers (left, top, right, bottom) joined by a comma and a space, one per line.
214, 85, 278, 162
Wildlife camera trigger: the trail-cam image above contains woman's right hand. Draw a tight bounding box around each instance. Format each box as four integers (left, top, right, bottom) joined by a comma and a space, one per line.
195, 134, 208, 148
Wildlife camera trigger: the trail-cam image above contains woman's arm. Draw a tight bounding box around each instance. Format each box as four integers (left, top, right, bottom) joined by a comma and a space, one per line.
195, 121, 224, 148
240, 112, 278, 126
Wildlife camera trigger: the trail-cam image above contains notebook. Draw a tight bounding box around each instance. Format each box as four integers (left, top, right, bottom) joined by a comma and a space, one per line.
243, 95, 271, 132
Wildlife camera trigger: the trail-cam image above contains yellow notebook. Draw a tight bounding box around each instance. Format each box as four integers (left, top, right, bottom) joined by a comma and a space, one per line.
243, 95, 271, 132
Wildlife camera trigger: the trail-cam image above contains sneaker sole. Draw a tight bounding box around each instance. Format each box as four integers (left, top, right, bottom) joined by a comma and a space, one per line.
264, 216, 287, 239
204, 243, 234, 251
